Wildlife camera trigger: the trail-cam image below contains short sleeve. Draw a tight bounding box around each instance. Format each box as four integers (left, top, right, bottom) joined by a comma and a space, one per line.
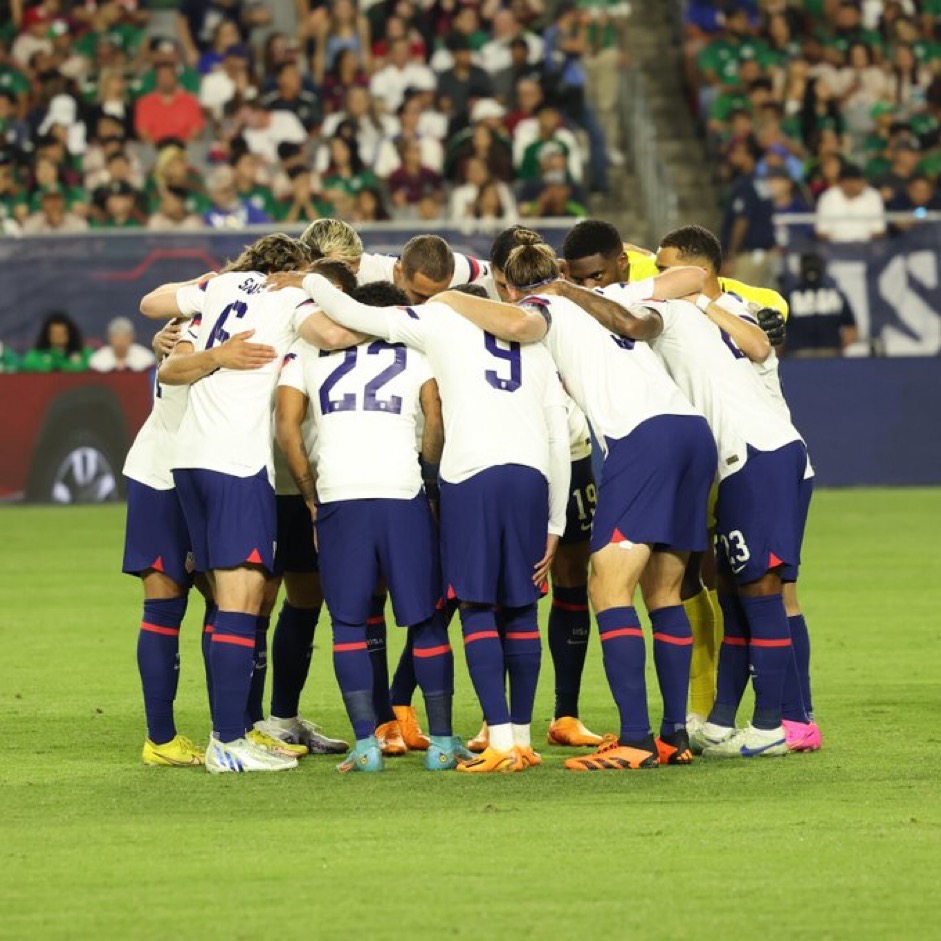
291, 298, 317, 334
176, 281, 207, 318
278, 341, 308, 393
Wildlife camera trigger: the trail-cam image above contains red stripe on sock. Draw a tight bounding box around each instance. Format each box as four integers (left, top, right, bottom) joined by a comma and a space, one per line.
505, 631, 540, 640
552, 600, 589, 612
722, 636, 748, 646
366, 616, 384, 625
141, 621, 180, 637
203, 625, 214, 635
750, 638, 792, 648
653, 632, 693, 646
211, 633, 254, 648
333, 641, 368, 652
463, 630, 500, 644
413, 644, 452, 658
600, 627, 643, 641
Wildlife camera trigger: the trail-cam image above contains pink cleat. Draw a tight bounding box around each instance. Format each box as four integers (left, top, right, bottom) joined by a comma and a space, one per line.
782, 719, 822, 752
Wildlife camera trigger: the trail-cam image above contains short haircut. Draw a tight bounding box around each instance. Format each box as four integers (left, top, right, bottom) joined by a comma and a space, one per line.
400, 234, 454, 282
489, 225, 543, 270
310, 257, 358, 294
300, 218, 363, 263
450, 283, 489, 299
352, 280, 409, 306
107, 316, 135, 337
658, 224, 723, 273
504, 230, 560, 288
222, 232, 311, 275
561, 219, 623, 261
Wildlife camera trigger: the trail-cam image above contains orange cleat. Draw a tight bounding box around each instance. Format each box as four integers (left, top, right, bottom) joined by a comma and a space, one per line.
515, 745, 543, 768
467, 721, 489, 753
547, 716, 604, 747
393, 705, 430, 751
375, 720, 407, 756
656, 730, 693, 765
563, 736, 659, 771
456, 745, 524, 773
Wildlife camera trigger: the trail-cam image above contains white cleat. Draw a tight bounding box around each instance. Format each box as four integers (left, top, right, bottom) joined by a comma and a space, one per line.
205, 735, 299, 774
690, 720, 736, 754
686, 712, 707, 752
255, 716, 349, 755
702, 723, 788, 759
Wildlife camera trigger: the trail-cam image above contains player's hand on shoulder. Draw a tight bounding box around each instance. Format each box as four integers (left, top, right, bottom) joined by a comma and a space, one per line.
266, 271, 307, 292
153, 319, 183, 357
215, 330, 278, 370
756, 306, 786, 347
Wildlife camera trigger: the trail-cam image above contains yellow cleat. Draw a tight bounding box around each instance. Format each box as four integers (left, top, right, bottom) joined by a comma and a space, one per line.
247, 728, 308, 759
456, 745, 525, 773
375, 720, 408, 756
142, 734, 205, 767
467, 721, 489, 753
515, 745, 543, 768
393, 705, 430, 751
547, 716, 604, 747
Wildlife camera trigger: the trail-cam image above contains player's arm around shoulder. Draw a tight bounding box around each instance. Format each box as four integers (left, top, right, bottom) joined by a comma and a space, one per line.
157, 331, 278, 385
434, 290, 548, 343
139, 271, 217, 319
695, 293, 772, 363
550, 278, 664, 341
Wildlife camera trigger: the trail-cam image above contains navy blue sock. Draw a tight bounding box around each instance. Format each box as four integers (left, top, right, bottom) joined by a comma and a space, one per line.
741, 593, 792, 730
548, 585, 590, 719
210, 611, 257, 743
366, 598, 395, 725
650, 604, 693, 737
788, 613, 814, 720
413, 612, 454, 736
460, 606, 510, 727
333, 620, 376, 740
244, 615, 269, 728
503, 604, 541, 725
202, 600, 217, 710
710, 593, 750, 728
390, 627, 418, 707
270, 601, 319, 718
137, 596, 187, 744
596, 606, 649, 743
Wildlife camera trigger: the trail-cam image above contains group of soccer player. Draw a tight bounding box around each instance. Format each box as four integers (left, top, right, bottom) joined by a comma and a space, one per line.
123, 213, 821, 774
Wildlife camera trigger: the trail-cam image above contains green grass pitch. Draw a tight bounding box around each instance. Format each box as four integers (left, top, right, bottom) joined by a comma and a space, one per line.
2, 489, 941, 940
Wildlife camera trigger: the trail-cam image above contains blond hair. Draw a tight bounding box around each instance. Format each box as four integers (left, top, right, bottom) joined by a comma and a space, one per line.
221, 233, 311, 275
300, 218, 364, 262
503, 230, 560, 289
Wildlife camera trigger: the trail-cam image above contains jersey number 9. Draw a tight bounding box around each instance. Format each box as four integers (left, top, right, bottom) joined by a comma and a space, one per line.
484, 333, 522, 392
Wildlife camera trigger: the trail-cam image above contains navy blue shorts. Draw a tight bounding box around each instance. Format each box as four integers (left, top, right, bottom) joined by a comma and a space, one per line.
590, 415, 717, 555
122, 480, 192, 588
715, 440, 812, 585
273, 494, 318, 577
317, 494, 440, 626
561, 455, 596, 546
173, 467, 276, 574
440, 464, 547, 607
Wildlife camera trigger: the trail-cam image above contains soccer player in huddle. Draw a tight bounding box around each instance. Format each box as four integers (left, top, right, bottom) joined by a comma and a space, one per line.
272, 277, 471, 772
549, 235, 812, 758
141, 234, 365, 773
281, 261, 571, 773
439, 233, 718, 770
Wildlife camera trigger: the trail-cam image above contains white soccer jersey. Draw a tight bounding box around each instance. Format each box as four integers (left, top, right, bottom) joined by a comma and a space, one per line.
122, 375, 188, 490
356, 250, 491, 288
171, 271, 312, 480
567, 399, 592, 461
299, 273, 571, 535
605, 292, 802, 480
277, 337, 432, 503
521, 293, 699, 451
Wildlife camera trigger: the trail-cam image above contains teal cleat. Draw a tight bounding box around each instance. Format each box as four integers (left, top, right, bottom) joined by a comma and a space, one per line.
336, 736, 384, 773
425, 735, 475, 771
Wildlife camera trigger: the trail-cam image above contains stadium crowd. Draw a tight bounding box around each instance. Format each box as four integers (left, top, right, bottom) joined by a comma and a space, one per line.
0, 0, 629, 237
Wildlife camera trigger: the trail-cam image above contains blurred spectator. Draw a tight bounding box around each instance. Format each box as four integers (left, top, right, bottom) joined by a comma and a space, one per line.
767, 166, 814, 247
320, 47, 369, 117
519, 169, 586, 218
84, 69, 134, 141
830, 42, 889, 136
147, 184, 204, 230
20, 311, 91, 372
505, 77, 542, 135
135, 62, 205, 145
514, 101, 583, 186
260, 61, 322, 134
145, 141, 208, 214
492, 37, 539, 109
873, 135, 924, 203
581, 0, 628, 166
372, 14, 428, 68
22, 185, 89, 233
197, 18, 242, 75
437, 33, 494, 128
132, 37, 201, 99
446, 98, 513, 182
319, 85, 394, 168
26, 153, 88, 219
203, 164, 270, 228
90, 151, 145, 220
885, 173, 941, 233
451, 156, 518, 226
428, 5, 489, 72
479, 9, 542, 75
719, 136, 776, 285
0, 151, 25, 231
0, 338, 20, 372
471, 178, 519, 227
199, 43, 255, 123
236, 98, 307, 167
231, 149, 278, 218
388, 139, 444, 218
278, 164, 330, 223
374, 95, 444, 179
310, 0, 372, 85
350, 185, 391, 222
780, 252, 857, 357
0, 88, 30, 156
369, 36, 434, 115
815, 163, 886, 242
269, 139, 309, 200
321, 134, 378, 215
176, 1, 269, 68
92, 179, 145, 228
885, 43, 931, 119
89, 316, 156, 372
13, 6, 54, 69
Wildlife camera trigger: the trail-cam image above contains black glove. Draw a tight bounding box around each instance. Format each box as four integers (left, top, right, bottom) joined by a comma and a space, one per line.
757, 307, 786, 347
